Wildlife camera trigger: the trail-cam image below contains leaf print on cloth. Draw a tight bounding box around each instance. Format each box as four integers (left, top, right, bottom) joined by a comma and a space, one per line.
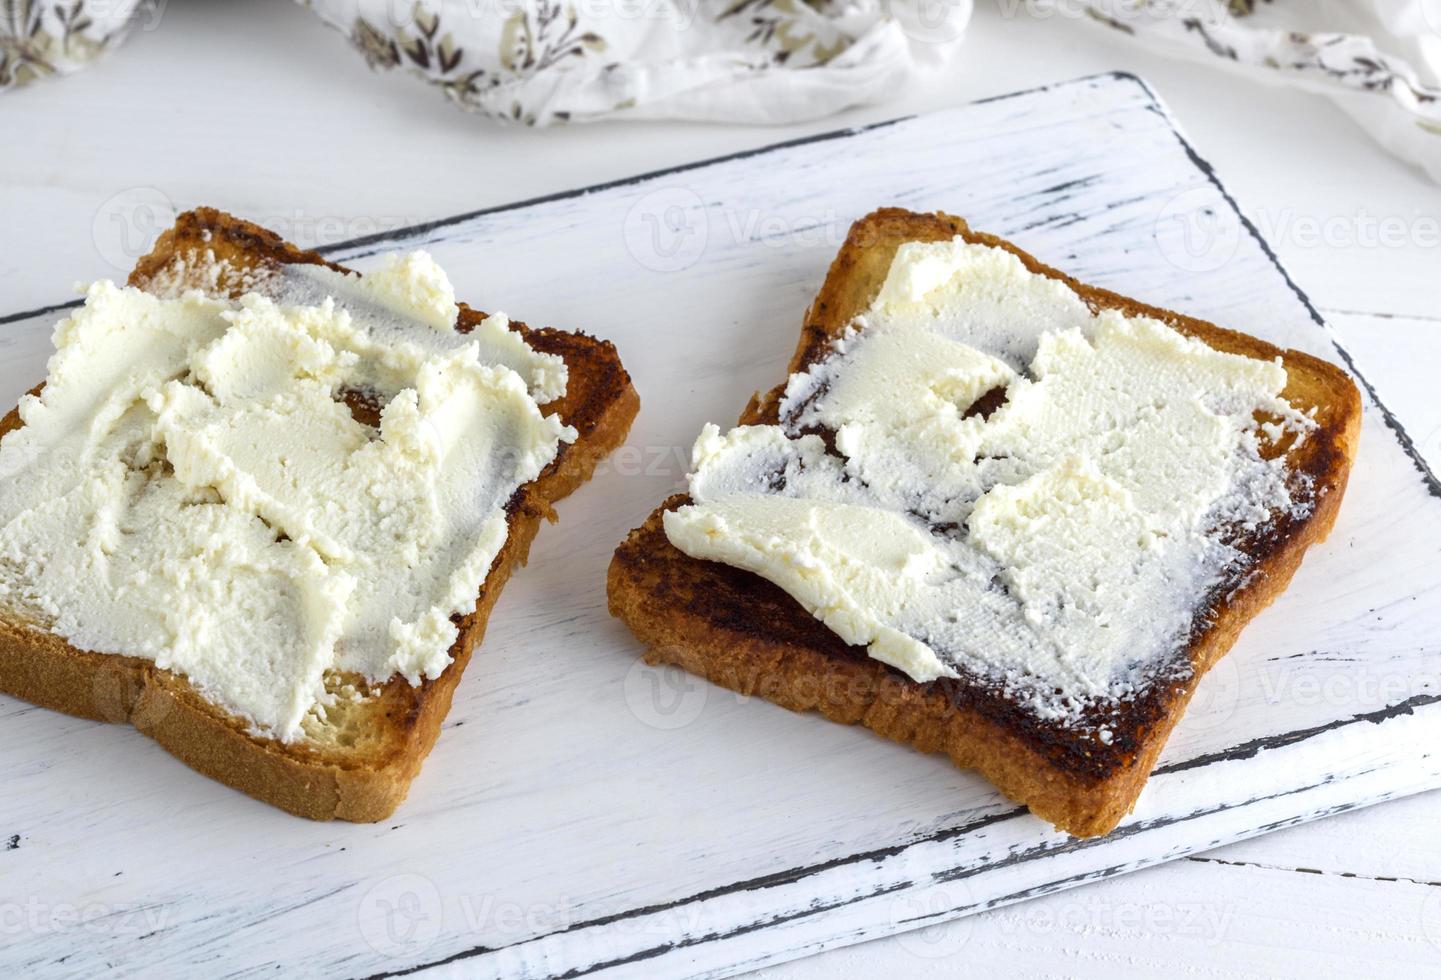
716, 0, 853, 67
498, 1, 605, 74
1058, 1, 1441, 181
299, 0, 972, 126
321, 0, 615, 125
1, 0, 155, 90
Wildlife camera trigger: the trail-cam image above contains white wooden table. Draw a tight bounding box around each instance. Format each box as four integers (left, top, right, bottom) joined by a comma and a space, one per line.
2, 2, 1439, 976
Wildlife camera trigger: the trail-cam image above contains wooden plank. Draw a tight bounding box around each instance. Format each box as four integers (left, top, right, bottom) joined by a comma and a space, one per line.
755, 788, 1441, 978
0, 73, 1438, 980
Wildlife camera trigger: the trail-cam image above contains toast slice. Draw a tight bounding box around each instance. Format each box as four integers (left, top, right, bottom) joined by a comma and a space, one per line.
0, 208, 639, 821
608, 208, 1359, 838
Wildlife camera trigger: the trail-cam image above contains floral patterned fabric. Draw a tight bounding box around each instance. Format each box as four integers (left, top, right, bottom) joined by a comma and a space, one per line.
1, 0, 155, 90
1060, 0, 1441, 181
4, 1, 1439, 180
299, 0, 974, 126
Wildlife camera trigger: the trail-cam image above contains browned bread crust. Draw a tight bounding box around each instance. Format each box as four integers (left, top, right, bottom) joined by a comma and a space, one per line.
607, 208, 1359, 838
0, 208, 639, 821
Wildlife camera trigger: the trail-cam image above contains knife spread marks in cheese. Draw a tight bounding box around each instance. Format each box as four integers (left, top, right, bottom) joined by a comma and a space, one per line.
664, 239, 1315, 723
0, 253, 573, 741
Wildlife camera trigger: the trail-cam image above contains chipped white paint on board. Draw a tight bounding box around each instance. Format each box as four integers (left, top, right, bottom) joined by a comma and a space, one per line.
0, 73, 1438, 979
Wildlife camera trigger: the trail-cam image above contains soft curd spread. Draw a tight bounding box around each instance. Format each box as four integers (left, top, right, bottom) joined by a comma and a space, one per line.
664, 238, 1313, 722
0, 253, 572, 741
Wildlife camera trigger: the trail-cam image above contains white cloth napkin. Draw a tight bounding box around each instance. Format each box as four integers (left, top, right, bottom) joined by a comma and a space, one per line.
1, 0, 156, 88
298, 0, 974, 125
1055, 0, 1441, 181
4, 0, 1439, 180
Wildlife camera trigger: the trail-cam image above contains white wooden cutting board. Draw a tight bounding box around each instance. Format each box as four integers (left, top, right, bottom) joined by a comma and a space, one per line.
2, 73, 1439, 980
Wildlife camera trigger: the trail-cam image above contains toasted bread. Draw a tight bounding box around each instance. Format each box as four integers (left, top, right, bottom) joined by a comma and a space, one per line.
607, 208, 1359, 838
0, 208, 639, 821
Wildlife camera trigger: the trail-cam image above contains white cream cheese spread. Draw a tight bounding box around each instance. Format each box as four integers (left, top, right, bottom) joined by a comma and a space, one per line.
664, 238, 1314, 722
0, 253, 573, 741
